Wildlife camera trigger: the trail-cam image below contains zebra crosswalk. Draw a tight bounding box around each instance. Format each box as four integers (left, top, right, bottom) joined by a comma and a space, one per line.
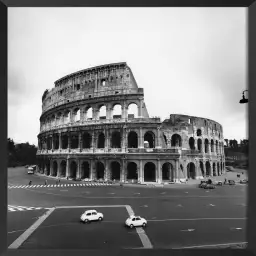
8, 183, 113, 189
8, 205, 50, 212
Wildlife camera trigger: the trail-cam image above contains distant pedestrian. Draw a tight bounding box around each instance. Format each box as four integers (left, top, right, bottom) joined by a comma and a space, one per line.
45, 180, 47, 185
58, 179, 61, 184
29, 181, 32, 185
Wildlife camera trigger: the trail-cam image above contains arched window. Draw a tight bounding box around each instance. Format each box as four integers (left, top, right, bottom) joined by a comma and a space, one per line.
127, 103, 138, 119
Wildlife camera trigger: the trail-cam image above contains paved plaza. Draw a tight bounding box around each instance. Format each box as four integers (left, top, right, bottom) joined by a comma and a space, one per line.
8, 167, 247, 250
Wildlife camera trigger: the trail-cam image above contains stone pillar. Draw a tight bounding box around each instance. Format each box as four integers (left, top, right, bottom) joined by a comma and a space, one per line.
77, 160, 81, 179
121, 158, 125, 182
91, 131, 95, 149
156, 127, 161, 149
138, 127, 144, 148
122, 127, 127, 151
104, 160, 109, 181
157, 159, 162, 183
59, 133, 62, 150
70, 110, 73, 123
78, 132, 82, 151
209, 162, 213, 176
68, 132, 71, 151
90, 160, 94, 180
66, 158, 70, 178
121, 104, 128, 119
139, 160, 143, 183
50, 160, 53, 176
105, 130, 109, 150
201, 140, 205, 153
174, 159, 179, 183
106, 106, 111, 120
138, 99, 143, 118
93, 109, 99, 120
51, 134, 54, 151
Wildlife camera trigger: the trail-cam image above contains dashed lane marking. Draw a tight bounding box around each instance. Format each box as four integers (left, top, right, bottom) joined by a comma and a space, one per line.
8, 183, 113, 189
8, 205, 49, 213
172, 242, 248, 249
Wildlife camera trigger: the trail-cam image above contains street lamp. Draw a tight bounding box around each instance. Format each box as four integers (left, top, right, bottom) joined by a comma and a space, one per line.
239, 90, 248, 104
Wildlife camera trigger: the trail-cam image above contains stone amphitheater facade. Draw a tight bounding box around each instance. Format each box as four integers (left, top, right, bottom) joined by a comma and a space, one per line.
36, 62, 225, 183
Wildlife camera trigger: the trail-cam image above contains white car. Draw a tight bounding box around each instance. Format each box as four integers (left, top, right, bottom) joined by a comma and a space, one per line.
80, 210, 104, 223
125, 215, 147, 228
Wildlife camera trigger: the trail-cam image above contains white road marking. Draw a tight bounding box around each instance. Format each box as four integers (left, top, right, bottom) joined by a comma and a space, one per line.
148, 217, 246, 222
60, 190, 68, 192
230, 227, 243, 230
173, 242, 248, 249
8, 207, 55, 249
108, 193, 115, 195
125, 205, 153, 249
181, 229, 195, 232
185, 192, 188, 193
140, 205, 148, 208
176, 204, 183, 207
160, 192, 166, 194
209, 204, 215, 207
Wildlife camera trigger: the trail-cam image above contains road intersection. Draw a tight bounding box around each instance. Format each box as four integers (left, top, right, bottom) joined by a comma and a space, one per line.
8, 167, 247, 250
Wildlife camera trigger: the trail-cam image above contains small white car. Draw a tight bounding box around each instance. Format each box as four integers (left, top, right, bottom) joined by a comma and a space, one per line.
125, 215, 147, 228
80, 210, 104, 223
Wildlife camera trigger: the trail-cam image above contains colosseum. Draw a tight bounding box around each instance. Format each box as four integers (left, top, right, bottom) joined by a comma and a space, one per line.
36, 62, 225, 184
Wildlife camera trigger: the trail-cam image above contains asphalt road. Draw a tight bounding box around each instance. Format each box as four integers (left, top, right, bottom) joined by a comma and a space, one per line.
8, 167, 248, 250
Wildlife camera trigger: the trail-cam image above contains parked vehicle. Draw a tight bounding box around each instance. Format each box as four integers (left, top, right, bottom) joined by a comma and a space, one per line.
228, 180, 236, 185
240, 179, 248, 184
27, 165, 36, 174
125, 215, 147, 228
204, 184, 216, 189
80, 210, 104, 223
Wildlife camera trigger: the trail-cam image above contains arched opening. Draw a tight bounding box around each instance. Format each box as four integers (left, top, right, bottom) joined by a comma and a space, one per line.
99, 105, 106, 119
144, 162, 156, 182
51, 115, 55, 127
53, 134, 59, 149
82, 132, 92, 148
127, 162, 138, 180
46, 161, 50, 176
200, 161, 205, 177
127, 103, 138, 119
97, 133, 105, 148
197, 129, 202, 136
189, 137, 195, 150
52, 161, 58, 177
47, 137, 52, 150
111, 131, 121, 148
144, 131, 155, 148
211, 139, 214, 152
111, 161, 121, 180
187, 162, 196, 179
216, 141, 219, 154
96, 162, 105, 180
128, 131, 138, 148
213, 163, 217, 176
56, 112, 62, 126
73, 108, 80, 122
162, 162, 174, 181
60, 160, 66, 177
206, 161, 211, 176
70, 161, 77, 179
205, 139, 209, 153
197, 139, 202, 152
64, 111, 70, 124
86, 107, 93, 120
62, 134, 68, 149
81, 161, 90, 179
112, 104, 122, 119
163, 135, 167, 147
171, 134, 182, 147
71, 134, 79, 149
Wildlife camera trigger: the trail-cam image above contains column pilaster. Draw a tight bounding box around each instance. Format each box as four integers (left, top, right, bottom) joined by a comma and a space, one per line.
174, 159, 179, 183
157, 159, 162, 183
138, 127, 144, 148
139, 160, 143, 183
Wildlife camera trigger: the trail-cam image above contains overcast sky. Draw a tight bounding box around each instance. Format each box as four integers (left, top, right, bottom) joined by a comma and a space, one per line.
8, 7, 247, 145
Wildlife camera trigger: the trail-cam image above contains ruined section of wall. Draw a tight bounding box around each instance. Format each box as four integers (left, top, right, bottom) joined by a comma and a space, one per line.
42, 63, 144, 113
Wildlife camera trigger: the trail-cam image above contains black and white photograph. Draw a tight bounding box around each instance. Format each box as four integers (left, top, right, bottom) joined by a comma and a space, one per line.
7, 7, 248, 250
